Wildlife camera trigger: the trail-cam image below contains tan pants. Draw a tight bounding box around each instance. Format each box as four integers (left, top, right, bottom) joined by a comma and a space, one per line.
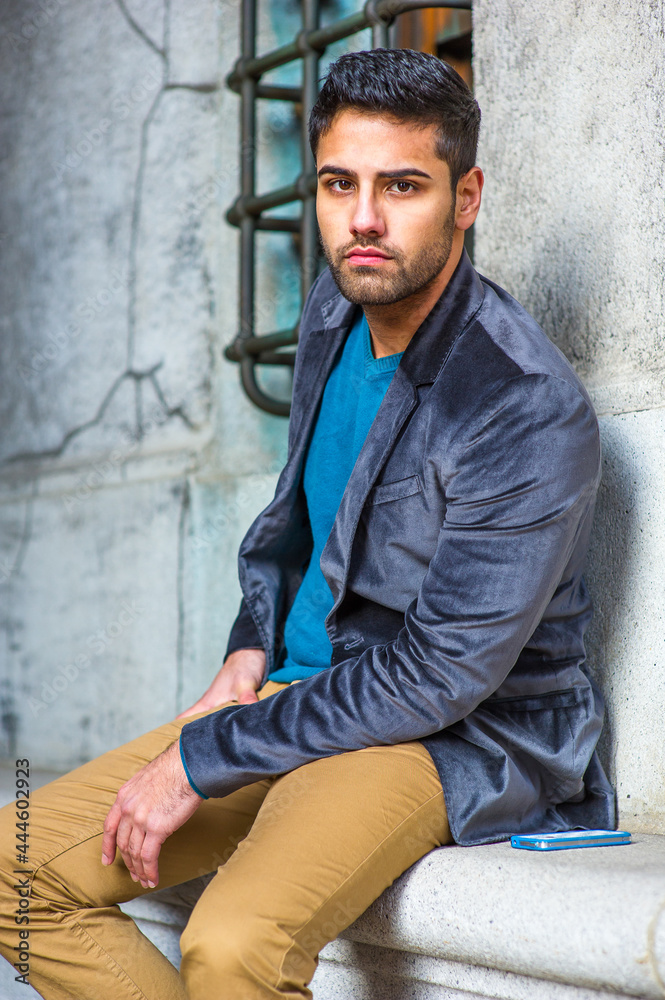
0, 681, 452, 1000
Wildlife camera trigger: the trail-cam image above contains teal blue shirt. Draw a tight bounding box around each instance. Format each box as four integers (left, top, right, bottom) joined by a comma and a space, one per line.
268, 311, 404, 682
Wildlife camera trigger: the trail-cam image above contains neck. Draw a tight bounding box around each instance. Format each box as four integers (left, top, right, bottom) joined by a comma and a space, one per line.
364, 233, 464, 359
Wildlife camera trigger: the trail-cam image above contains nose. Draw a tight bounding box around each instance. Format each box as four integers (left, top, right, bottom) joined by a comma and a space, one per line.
349, 189, 386, 240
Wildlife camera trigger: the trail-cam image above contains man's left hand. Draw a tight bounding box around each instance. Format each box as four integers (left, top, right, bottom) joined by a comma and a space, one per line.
101, 741, 203, 888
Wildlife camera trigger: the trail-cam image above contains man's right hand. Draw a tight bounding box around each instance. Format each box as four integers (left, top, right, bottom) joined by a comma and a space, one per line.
175, 648, 266, 719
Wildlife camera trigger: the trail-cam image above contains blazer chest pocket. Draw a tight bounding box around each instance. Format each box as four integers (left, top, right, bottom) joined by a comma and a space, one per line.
366, 474, 422, 506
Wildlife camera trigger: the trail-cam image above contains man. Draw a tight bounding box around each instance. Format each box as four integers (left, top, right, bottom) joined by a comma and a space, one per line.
0, 48, 613, 1000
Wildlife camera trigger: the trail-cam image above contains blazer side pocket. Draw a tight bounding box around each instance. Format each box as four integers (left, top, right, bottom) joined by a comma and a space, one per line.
367, 474, 422, 506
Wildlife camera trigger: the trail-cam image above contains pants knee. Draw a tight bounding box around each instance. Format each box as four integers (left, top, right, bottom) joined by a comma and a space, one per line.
180, 909, 293, 995
181, 914, 253, 977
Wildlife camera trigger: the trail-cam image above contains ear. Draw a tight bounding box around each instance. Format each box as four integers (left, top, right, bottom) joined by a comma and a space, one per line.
455, 166, 484, 231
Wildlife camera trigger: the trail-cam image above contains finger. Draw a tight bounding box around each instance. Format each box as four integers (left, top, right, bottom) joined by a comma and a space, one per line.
128, 827, 148, 885
119, 847, 139, 882
101, 800, 122, 866
140, 831, 164, 887
117, 827, 137, 881
115, 814, 140, 882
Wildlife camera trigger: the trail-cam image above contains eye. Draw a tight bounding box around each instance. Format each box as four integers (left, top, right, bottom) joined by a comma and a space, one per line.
329, 178, 354, 192
390, 180, 416, 193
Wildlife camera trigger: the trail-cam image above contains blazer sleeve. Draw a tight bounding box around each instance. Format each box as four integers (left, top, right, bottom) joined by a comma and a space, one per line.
181, 372, 601, 798
224, 597, 264, 661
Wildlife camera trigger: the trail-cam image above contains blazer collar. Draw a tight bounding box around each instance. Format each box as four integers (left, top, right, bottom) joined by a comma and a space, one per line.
318, 248, 484, 385
399, 248, 485, 384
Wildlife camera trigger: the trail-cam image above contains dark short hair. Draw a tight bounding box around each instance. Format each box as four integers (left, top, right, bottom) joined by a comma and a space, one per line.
309, 48, 480, 189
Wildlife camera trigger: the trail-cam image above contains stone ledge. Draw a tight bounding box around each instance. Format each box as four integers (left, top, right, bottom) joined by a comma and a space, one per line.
121, 833, 665, 999
311, 938, 643, 1000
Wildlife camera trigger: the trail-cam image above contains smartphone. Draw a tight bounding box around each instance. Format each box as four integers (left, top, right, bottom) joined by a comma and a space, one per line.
511, 829, 631, 851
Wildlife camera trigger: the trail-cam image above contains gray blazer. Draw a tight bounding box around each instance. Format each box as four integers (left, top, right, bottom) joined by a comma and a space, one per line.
181, 250, 615, 845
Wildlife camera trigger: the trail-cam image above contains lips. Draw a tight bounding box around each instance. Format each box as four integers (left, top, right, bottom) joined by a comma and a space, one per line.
345, 247, 392, 265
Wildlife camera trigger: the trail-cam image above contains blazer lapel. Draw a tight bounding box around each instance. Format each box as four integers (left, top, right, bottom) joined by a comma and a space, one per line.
280, 290, 357, 496
319, 365, 418, 612
319, 250, 485, 615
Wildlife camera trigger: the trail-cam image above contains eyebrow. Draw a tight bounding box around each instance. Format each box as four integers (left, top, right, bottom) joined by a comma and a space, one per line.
316, 164, 433, 181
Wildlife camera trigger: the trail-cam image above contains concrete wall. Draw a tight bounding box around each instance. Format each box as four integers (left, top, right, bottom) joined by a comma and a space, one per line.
0, 0, 296, 768
473, 0, 665, 834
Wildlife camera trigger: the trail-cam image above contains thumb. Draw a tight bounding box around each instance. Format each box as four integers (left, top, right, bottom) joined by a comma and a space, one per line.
236, 687, 259, 704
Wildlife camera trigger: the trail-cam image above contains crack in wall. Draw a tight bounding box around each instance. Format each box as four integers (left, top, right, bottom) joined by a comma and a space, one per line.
122, 0, 220, 385
200, 264, 218, 424
4, 0, 217, 474
114, 0, 166, 59
146, 366, 198, 432
2, 480, 36, 583
175, 477, 190, 713
164, 0, 172, 71
3, 369, 132, 466
135, 373, 144, 436
126, 87, 166, 369
1, 481, 37, 759
2, 365, 197, 467
2, 1, 207, 470
116, 0, 169, 373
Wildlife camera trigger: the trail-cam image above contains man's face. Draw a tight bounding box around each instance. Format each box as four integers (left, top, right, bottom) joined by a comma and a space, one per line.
316, 109, 458, 306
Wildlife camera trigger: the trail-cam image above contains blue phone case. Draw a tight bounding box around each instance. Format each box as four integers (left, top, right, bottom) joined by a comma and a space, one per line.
511, 829, 631, 851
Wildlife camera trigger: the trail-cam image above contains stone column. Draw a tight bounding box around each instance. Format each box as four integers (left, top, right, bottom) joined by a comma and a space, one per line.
473, 0, 665, 833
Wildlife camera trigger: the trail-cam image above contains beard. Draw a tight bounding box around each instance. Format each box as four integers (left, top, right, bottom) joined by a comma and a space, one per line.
319, 201, 457, 306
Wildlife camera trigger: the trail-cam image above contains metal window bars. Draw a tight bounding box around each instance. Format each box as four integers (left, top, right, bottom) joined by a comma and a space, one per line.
224, 0, 473, 416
